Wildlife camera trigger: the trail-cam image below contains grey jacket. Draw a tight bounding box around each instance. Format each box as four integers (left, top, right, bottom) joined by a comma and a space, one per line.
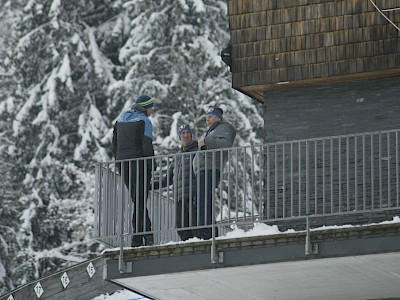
193, 121, 237, 173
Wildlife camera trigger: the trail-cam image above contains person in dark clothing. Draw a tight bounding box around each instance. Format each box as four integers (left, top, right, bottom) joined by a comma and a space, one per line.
193, 107, 236, 240
153, 124, 198, 241
112, 95, 155, 247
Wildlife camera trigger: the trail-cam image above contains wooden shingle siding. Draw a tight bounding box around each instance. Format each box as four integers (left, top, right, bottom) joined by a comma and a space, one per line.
228, 0, 400, 101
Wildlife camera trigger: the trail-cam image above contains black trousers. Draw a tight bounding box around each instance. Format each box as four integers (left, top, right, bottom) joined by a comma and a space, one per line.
118, 160, 152, 246
194, 169, 221, 240
176, 195, 196, 241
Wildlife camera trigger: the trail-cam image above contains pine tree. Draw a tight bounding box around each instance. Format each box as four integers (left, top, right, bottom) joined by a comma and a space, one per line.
0, 0, 122, 292
0, 0, 264, 293
107, 0, 264, 152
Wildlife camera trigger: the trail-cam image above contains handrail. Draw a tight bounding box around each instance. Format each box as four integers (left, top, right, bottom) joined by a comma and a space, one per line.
94, 128, 400, 250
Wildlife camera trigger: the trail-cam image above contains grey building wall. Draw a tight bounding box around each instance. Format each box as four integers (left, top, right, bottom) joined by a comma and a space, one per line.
262, 76, 400, 226
264, 76, 400, 143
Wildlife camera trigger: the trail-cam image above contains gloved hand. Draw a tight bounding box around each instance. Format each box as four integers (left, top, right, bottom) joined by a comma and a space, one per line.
150, 180, 159, 190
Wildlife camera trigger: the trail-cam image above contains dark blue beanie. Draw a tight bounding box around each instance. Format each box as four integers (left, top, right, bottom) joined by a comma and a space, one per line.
206, 107, 223, 120
178, 124, 192, 140
135, 95, 154, 109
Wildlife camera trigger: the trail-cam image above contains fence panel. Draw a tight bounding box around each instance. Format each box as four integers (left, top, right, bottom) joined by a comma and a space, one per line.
94, 129, 400, 247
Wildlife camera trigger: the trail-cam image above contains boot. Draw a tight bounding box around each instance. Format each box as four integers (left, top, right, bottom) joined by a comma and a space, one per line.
131, 235, 143, 247
143, 234, 154, 246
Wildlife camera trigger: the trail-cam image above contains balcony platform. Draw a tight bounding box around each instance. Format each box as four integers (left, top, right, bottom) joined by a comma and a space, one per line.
113, 251, 400, 300
103, 221, 400, 299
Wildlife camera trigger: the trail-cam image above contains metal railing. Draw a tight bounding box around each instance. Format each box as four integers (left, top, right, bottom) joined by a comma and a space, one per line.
94, 129, 400, 249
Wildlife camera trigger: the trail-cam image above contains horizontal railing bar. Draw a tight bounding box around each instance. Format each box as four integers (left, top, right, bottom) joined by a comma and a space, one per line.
94, 128, 400, 248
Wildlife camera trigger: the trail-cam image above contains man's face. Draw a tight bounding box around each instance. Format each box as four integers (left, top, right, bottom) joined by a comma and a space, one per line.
147, 107, 154, 116
205, 114, 220, 128
180, 130, 192, 147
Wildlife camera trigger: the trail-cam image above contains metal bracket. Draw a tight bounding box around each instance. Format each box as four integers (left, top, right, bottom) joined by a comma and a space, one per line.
119, 261, 133, 273
305, 216, 319, 256
119, 234, 133, 273
211, 251, 224, 264
211, 235, 224, 264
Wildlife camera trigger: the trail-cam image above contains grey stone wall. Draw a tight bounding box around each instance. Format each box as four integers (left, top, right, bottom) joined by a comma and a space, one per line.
264, 76, 400, 143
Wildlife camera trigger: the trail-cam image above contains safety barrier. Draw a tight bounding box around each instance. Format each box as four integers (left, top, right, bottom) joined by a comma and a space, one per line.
94, 129, 400, 248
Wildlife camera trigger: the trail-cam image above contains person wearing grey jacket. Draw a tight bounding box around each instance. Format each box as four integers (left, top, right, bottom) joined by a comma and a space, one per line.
193, 107, 236, 239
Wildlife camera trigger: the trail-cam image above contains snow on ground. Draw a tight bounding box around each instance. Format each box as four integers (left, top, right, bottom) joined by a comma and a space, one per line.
92, 289, 149, 300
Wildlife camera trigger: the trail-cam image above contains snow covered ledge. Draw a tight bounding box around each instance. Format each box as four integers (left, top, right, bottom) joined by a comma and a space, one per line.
102, 217, 400, 280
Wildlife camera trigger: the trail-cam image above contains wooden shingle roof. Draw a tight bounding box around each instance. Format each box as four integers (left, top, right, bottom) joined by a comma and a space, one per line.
227, 0, 400, 102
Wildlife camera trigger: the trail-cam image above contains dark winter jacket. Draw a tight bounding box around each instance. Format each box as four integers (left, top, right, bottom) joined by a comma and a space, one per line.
155, 140, 198, 202
193, 121, 236, 173
112, 105, 155, 161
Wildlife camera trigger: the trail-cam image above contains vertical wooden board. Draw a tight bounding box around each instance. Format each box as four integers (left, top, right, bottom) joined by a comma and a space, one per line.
355, 58, 364, 73
266, 10, 274, 25
286, 66, 296, 81
353, 14, 361, 28
309, 49, 318, 64
291, 21, 303, 36
385, 38, 400, 54
252, 0, 262, 12
273, 8, 282, 24
250, 11, 267, 27
285, 7, 297, 23
346, 0, 363, 14
242, 0, 254, 13
249, 56, 259, 72
278, 68, 288, 82
321, 62, 330, 77
237, 0, 244, 14
343, 15, 353, 29
293, 50, 305, 65
387, 53, 398, 68
257, 26, 266, 42
227, 0, 238, 15
245, 42, 254, 57
293, 65, 302, 80
308, 19, 318, 35
354, 42, 366, 57
335, 15, 344, 31
327, 61, 337, 76
312, 63, 322, 78
239, 14, 247, 29
249, 27, 258, 42
235, 29, 244, 43
279, 38, 289, 54
346, 58, 357, 74
260, 40, 269, 55
229, 15, 239, 30
258, 55, 266, 70
283, 23, 292, 40
271, 69, 280, 82
316, 47, 327, 63
271, 24, 286, 39
296, 5, 305, 22
267, 39, 278, 54
326, 2, 337, 17
253, 41, 261, 56
261, 69, 273, 83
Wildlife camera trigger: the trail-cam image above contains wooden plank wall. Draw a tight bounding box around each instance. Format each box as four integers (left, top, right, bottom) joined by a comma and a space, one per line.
228, 0, 400, 89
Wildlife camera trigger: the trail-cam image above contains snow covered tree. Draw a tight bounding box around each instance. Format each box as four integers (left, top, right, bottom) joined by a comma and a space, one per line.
106, 0, 264, 217
0, 0, 123, 292
0, 0, 264, 294
106, 0, 263, 152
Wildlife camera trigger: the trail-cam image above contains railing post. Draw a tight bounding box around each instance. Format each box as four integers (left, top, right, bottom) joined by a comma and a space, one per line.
305, 216, 318, 256
211, 150, 218, 264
